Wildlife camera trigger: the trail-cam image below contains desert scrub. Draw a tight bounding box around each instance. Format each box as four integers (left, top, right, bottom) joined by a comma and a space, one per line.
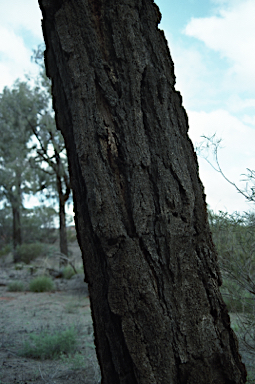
63, 265, 76, 279
15, 243, 44, 264
7, 281, 25, 292
19, 327, 78, 359
0, 244, 11, 257
29, 276, 55, 292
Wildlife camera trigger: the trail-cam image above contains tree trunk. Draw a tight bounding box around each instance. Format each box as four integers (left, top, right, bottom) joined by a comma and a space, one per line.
12, 205, 22, 248
59, 195, 68, 256
56, 174, 68, 262
12, 205, 22, 263
39, 0, 247, 383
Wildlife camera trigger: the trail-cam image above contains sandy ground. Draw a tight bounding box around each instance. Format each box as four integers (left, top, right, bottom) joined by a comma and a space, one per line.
0, 243, 101, 384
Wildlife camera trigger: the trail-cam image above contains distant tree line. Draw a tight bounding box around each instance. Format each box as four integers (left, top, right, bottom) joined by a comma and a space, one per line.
0, 45, 72, 261
209, 209, 255, 382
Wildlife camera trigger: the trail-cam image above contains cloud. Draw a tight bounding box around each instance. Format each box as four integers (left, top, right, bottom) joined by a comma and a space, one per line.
0, 26, 39, 90
0, 1, 43, 91
188, 109, 255, 212
184, 0, 255, 92
0, 0, 42, 38
164, 32, 218, 111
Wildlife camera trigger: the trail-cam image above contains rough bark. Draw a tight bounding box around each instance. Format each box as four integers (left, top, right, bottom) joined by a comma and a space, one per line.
38, 0, 247, 383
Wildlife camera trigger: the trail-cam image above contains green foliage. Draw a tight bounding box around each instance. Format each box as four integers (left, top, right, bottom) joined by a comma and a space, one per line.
29, 276, 55, 292
0, 244, 12, 258
209, 210, 255, 306
0, 206, 12, 248
63, 265, 76, 280
0, 205, 57, 249
7, 281, 25, 292
0, 46, 72, 256
21, 206, 58, 244
209, 209, 255, 382
19, 327, 77, 360
0, 80, 48, 249
60, 351, 86, 370
15, 243, 44, 264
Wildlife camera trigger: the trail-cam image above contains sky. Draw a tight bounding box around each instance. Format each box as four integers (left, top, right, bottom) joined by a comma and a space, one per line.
0, 0, 255, 214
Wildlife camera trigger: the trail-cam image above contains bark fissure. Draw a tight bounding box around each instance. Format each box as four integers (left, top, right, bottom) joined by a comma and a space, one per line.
39, 0, 247, 382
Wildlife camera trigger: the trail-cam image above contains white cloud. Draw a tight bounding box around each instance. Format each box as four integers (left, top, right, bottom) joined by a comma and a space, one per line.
0, 26, 39, 90
184, 0, 255, 92
0, 26, 30, 64
0, 0, 42, 38
188, 109, 255, 213
0, 1, 43, 91
226, 95, 255, 114
242, 115, 255, 127
164, 32, 218, 111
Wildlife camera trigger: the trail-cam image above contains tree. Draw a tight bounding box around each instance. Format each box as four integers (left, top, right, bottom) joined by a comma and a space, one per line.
0, 81, 39, 254
39, 0, 246, 382
30, 46, 72, 258
196, 133, 255, 205
209, 210, 255, 382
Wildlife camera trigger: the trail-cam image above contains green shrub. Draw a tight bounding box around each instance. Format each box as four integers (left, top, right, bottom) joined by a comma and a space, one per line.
19, 327, 77, 359
7, 281, 25, 292
60, 351, 86, 370
0, 244, 12, 257
63, 265, 76, 279
29, 276, 55, 292
15, 243, 44, 264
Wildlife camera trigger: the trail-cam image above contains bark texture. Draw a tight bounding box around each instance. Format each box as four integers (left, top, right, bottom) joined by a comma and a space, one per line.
38, 0, 247, 383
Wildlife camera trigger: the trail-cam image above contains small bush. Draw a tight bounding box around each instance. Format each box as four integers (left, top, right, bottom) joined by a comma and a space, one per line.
61, 351, 86, 370
15, 243, 44, 264
7, 281, 25, 292
19, 327, 77, 359
0, 244, 12, 257
63, 265, 76, 280
65, 301, 79, 314
29, 276, 55, 292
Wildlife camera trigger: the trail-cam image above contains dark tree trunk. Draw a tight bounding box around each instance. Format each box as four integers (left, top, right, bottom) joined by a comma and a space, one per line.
39, 0, 247, 383
12, 205, 22, 249
59, 194, 68, 256
56, 174, 68, 261
12, 205, 22, 263
10, 176, 22, 262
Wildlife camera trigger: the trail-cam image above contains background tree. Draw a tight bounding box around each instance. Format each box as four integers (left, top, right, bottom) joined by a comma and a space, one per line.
197, 130, 255, 382
209, 210, 255, 382
39, 0, 246, 382
197, 133, 255, 205
29, 45, 72, 258
0, 81, 41, 256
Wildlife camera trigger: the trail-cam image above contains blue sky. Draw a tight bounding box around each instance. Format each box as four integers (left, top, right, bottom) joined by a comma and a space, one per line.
1, 0, 255, 214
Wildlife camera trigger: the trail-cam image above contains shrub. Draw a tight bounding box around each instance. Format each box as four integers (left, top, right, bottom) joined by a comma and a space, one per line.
63, 265, 76, 280
19, 327, 77, 359
0, 244, 12, 257
15, 243, 44, 264
7, 281, 25, 292
61, 351, 86, 370
29, 276, 55, 292
22, 206, 58, 244
65, 301, 79, 314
